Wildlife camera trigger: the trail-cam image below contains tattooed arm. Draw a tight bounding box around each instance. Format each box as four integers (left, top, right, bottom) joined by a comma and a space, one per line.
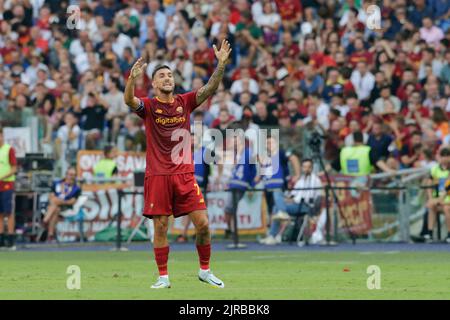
195, 39, 232, 106
124, 57, 147, 110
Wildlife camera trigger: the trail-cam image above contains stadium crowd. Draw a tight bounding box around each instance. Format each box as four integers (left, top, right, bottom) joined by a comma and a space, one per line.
1, 0, 450, 169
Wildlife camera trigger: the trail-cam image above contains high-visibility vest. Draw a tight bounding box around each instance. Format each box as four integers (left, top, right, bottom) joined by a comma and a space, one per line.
0, 144, 15, 182
93, 158, 116, 179
340, 145, 372, 176
430, 164, 450, 202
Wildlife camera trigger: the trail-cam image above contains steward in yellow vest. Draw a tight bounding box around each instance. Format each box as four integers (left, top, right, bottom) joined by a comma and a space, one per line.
0, 127, 18, 250
337, 131, 392, 176
93, 145, 118, 179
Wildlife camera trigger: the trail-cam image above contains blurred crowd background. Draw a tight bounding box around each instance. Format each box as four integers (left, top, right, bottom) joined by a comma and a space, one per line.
0, 0, 450, 175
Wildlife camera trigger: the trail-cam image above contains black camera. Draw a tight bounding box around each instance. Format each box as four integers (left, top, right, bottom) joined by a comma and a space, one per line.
308, 131, 322, 152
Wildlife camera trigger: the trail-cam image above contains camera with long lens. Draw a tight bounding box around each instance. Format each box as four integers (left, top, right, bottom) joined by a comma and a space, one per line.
308, 131, 322, 153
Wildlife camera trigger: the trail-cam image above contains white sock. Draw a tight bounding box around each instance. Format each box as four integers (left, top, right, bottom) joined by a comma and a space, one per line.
160, 275, 169, 279
200, 268, 210, 273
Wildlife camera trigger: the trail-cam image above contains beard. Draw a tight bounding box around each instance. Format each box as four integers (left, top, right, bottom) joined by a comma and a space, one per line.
159, 86, 174, 94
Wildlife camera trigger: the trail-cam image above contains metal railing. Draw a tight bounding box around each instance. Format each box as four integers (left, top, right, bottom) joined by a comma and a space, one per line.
51, 167, 438, 248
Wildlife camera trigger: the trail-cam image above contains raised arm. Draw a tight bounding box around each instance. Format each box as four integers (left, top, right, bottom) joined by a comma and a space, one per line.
124, 57, 148, 110
195, 39, 232, 106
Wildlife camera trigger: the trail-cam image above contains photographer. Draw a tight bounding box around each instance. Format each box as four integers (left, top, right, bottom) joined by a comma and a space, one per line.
260, 159, 322, 245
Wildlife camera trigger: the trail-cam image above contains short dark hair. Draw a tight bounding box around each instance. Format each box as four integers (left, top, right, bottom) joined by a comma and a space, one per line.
330, 108, 341, 117
301, 158, 313, 166
353, 131, 364, 143
151, 64, 171, 79
104, 145, 114, 156
440, 148, 450, 157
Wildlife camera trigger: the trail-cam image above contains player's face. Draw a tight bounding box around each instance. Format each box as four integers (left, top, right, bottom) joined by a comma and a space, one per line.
152, 68, 175, 94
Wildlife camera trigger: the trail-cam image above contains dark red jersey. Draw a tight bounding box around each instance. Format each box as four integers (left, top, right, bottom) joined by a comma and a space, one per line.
134, 91, 198, 176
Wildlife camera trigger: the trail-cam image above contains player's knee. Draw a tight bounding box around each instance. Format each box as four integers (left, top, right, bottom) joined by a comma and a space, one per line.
195, 219, 209, 235
153, 218, 169, 235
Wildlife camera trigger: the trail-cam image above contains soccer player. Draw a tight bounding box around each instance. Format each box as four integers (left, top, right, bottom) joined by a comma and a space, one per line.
124, 40, 232, 289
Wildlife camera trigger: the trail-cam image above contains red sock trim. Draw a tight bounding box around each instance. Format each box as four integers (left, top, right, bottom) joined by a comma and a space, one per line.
196, 243, 211, 270
154, 246, 170, 276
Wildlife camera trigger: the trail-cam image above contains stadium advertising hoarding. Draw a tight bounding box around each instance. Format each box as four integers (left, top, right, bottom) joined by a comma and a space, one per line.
57, 150, 266, 241
327, 174, 373, 235
3, 127, 32, 157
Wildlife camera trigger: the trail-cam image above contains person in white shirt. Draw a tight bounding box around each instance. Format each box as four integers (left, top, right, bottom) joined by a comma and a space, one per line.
350, 61, 375, 102
344, 120, 369, 146
230, 69, 260, 97
55, 111, 81, 160
209, 91, 243, 120
260, 159, 323, 245
103, 77, 128, 143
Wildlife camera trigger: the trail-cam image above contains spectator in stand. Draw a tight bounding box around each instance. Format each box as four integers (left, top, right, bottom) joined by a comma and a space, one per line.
345, 120, 369, 146
55, 111, 81, 162
300, 64, 324, 95
123, 114, 146, 152
285, 98, 304, 127
373, 85, 402, 117
253, 101, 278, 127
81, 92, 108, 150
418, 47, 444, 81
420, 16, 445, 48
400, 131, 424, 169
103, 77, 128, 143
193, 37, 216, 79
367, 122, 394, 162
350, 61, 375, 106
235, 11, 263, 62
322, 68, 344, 103
274, 0, 302, 33
255, 0, 281, 46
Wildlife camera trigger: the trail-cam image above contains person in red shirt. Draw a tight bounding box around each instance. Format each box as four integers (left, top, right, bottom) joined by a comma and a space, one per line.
124, 40, 232, 289
345, 93, 363, 125
274, 0, 302, 32
275, 32, 300, 68
193, 37, 216, 78
349, 37, 373, 67
0, 127, 18, 250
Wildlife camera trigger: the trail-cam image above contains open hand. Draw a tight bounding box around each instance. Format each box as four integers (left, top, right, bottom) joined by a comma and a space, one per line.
213, 39, 232, 65
130, 57, 147, 80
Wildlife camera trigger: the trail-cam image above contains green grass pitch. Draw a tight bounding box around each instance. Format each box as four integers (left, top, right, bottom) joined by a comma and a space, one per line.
1, 250, 449, 299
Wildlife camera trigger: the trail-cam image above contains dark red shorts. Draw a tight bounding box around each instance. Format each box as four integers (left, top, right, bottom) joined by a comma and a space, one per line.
143, 173, 206, 218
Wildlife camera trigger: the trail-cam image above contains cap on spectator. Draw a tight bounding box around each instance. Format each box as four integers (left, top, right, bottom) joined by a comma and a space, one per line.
276, 68, 289, 80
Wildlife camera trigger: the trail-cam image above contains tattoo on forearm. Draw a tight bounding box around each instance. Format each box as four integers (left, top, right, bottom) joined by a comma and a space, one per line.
196, 63, 225, 105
